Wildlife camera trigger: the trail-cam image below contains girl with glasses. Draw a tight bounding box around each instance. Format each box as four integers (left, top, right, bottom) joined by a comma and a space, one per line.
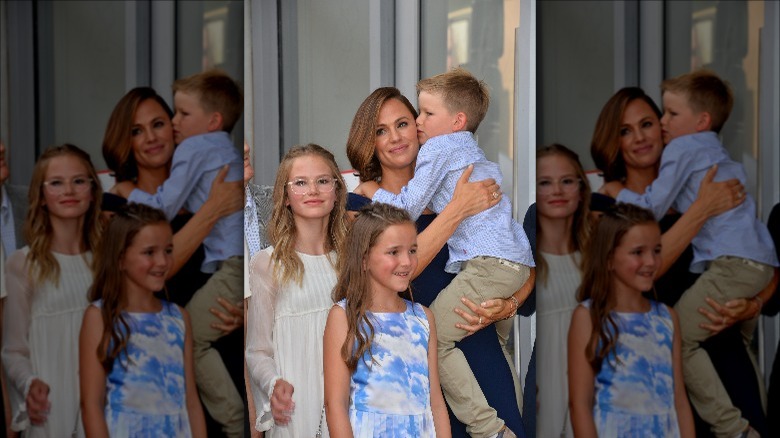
2, 144, 102, 437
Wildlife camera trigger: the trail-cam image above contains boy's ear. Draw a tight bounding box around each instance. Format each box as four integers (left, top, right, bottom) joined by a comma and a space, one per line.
207, 112, 224, 132
453, 111, 467, 132
695, 111, 712, 132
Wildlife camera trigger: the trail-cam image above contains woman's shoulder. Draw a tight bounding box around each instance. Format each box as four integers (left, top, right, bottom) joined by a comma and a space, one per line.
347, 192, 371, 211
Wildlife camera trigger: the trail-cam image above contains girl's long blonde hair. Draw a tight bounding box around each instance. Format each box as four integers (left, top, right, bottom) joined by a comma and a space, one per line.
88, 203, 170, 373
332, 203, 415, 373
577, 203, 657, 373
267, 144, 348, 286
536, 144, 593, 285
24, 144, 103, 285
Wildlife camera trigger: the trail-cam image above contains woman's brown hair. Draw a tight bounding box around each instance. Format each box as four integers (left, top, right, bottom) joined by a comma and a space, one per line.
590, 87, 662, 182
346, 87, 418, 182
102, 87, 174, 183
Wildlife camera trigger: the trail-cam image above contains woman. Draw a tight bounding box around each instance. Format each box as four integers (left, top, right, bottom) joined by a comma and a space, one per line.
590, 86, 768, 436
345, 87, 526, 437
535, 144, 594, 438
101, 87, 245, 435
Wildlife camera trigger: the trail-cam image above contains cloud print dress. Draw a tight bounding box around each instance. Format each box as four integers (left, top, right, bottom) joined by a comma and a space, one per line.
337, 299, 436, 438
94, 299, 191, 437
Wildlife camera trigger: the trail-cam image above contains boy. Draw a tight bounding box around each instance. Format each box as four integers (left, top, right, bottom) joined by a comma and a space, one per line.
358, 67, 534, 438
116, 69, 244, 437
607, 70, 778, 438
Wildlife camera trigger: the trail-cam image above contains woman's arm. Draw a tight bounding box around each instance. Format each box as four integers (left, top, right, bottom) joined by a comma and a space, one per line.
454, 268, 536, 334
568, 306, 598, 438
698, 267, 779, 334
208, 297, 244, 335
168, 165, 243, 277
414, 165, 501, 277
181, 307, 207, 438
79, 306, 109, 437
670, 307, 695, 438
657, 165, 743, 278
322, 305, 354, 438
422, 307, 452, 438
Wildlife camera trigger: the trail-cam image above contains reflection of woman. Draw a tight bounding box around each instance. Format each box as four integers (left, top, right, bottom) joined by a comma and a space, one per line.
345, 87, 525, 437
590, 87, 768, 436
535, 144, 593, 438
101, 87, 245, 434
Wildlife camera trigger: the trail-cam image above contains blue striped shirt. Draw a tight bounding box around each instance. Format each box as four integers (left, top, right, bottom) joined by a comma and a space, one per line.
373, 131, 534, 273
617, 131, 778, 273
129, 131, 243, 273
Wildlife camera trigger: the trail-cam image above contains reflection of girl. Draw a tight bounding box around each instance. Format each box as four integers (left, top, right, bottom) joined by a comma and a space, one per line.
246, 144, 348, 437
568, 203, 694, 437
3, 145, 102, 437
535, 144, 593, 438
590, 87, 768, 435
345, 87, 525, 437
323, 203, 450, 437
79, 204, 206, 437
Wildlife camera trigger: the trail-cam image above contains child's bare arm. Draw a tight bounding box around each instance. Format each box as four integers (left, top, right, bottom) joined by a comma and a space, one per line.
568, 306, 598, 438
669, 307, 695, 438
79, 306, 109, 437
181, 308, 207, 438
323, 305, 354, 438
423, 307, 452, 437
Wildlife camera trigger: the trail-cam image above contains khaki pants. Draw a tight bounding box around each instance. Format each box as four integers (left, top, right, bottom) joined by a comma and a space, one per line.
675, 256, 773, 438
430, 256, 531, 437
185, 256, 245, 438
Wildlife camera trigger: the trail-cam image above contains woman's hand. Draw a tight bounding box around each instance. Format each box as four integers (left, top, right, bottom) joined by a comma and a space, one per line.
453, 296, 509, 335
698, 296, 757, 334
204, 165, 243, 219
26, 378, 51, 425
449, 164, 502, 220
695, 164, 745, 218
270, 379, 295, 425
210, 297, 244, 334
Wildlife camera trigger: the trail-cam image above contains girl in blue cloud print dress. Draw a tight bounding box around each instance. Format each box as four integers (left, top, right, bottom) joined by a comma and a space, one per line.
323, 203, 450, 438
79, 203, 206, 437
567, 203, 695, 438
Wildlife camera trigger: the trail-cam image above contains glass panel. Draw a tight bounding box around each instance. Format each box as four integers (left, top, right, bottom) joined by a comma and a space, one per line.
176, 0, 244, 149
422, 0, 520, 193
36, 0, 127, 171
665, 0, 764, 196
537, 0, 615, 172
278, 0, 370, 170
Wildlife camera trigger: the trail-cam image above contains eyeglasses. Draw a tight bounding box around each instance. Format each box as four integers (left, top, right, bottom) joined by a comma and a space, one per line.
42, 177, 93, 195
536, 177, 581, 195
286, 176, 338, 195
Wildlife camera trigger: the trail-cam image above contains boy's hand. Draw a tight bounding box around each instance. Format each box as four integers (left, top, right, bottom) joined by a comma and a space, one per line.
354, 180, 380, 199
112, 181, 137, 198
600, 180, 625, 198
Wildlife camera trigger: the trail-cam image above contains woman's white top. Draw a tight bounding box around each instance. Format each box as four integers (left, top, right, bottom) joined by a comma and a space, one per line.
246, 246, 337, 437
2, 247, 92, 437
536, 251, 581, 438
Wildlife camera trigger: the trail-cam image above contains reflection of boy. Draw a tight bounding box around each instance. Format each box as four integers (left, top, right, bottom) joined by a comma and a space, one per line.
610, 70, 778, 438
360, 67, 534, 438
0, 142, 27, 254
119, 70, 245, 437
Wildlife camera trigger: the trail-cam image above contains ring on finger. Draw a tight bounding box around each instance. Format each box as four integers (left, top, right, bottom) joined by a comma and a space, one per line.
478, 316, 483, 325
492, 191, 500, 200
722, 316, 727, 325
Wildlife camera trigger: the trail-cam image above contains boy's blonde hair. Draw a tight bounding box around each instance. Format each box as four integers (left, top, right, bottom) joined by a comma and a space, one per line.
172, 69, 243, 133
416, 67, 489, 133
660, 69, 733, 133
